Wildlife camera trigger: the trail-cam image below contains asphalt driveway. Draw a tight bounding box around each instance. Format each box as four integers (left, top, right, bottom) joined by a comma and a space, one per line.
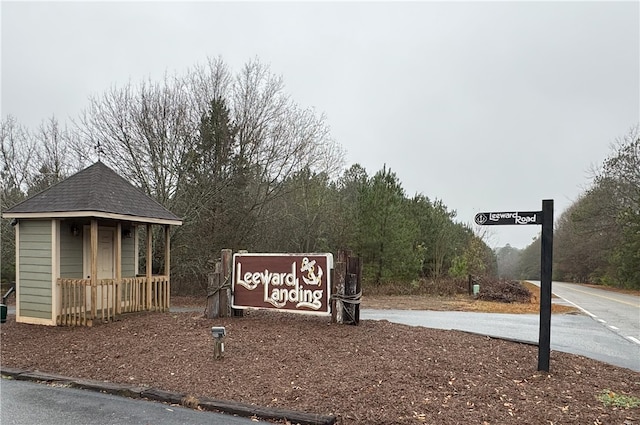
361, 309, 640, 371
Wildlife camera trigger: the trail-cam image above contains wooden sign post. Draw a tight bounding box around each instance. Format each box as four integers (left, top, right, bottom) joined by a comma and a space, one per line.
475, 199, 554, 372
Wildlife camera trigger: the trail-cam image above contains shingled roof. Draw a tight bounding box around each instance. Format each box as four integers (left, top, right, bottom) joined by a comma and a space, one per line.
3, 162, 182, 225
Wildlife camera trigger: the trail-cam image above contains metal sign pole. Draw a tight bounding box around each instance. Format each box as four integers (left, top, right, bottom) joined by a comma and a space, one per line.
474, 199, 554, 371
538, 199, 554, 372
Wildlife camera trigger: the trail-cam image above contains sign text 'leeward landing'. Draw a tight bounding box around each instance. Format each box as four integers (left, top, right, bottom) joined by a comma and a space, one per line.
232, 253, 333, 316
474, 211, 542, 226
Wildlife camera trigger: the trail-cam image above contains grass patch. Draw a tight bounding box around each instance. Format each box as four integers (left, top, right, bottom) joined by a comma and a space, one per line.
598, 390, 640, 409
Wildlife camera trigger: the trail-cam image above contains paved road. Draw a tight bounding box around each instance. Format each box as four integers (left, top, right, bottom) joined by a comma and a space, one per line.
0, 378, 267, 425
528, 280, 640, 344
361, 308, 640, 372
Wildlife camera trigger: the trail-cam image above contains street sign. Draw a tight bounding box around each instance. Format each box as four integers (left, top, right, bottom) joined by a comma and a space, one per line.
473, 201, 554, 372
474, 211, 542, 226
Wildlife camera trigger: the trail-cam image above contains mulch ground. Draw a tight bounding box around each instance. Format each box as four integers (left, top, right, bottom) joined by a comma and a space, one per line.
1, 307, 639, 424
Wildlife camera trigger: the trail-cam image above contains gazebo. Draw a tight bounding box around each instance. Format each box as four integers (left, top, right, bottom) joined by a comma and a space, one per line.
2, 162, 182, 326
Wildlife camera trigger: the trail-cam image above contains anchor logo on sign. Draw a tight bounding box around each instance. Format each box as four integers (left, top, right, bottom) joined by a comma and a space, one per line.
301, 257, 323, 286
474, 213, 488, 225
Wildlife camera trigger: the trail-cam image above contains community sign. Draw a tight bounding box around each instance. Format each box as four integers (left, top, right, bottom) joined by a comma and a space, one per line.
232, 253, 333, 315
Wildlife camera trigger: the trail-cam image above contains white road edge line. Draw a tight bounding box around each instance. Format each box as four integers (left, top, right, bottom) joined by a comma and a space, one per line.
548, 290, 597, 318
526, 282, 638, 346
608, 326, 619, 330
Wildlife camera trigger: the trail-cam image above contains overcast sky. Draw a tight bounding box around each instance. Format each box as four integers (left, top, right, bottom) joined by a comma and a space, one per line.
2, 1, 639, 249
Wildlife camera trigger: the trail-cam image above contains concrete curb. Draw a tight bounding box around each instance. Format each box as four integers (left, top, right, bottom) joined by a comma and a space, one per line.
1, 367, 336, 425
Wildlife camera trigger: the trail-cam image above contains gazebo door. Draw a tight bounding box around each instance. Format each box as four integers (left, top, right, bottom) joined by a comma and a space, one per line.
83, 227, 115, 280
84, 227, 115, 313
97, 229, 114, 280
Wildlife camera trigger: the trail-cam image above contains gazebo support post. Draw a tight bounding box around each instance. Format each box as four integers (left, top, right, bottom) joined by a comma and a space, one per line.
146, 223, 152, 311
90, 219, 98, 326
115, 222, 122, 316
164, 225, 170, 312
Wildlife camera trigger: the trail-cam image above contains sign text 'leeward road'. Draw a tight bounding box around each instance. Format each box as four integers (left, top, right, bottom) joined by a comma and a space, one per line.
474, 211, 542, 226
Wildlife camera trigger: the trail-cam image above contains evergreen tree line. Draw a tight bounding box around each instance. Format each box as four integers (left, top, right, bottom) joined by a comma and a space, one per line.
496, 125, 640, 289
1, 57, 494, 293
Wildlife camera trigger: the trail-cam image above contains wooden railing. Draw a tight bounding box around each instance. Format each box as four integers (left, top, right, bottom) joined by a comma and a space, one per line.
57, 275, 170, 326
57, 278, 91, 326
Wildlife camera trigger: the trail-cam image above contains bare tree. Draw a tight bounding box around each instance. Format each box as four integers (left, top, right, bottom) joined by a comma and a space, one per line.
228, 59, 344, 245
27, 116, 81, 194
186, 56, 232, 120
70, 57, 345, 291
1, 115, 36, 196
554, 125, 640, 286
1, 115, 36, 281
600, 125, 640, 210
75, 73, 197, 208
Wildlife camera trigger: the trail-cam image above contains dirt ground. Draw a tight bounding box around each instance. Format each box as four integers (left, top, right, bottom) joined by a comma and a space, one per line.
2, 291, 639, 425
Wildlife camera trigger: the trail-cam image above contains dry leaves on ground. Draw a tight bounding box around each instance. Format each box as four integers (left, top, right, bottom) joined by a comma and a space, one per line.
2, 307, 639, 425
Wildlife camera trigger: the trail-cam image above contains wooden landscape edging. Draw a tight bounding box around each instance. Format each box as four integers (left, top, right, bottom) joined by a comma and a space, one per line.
197, 397, 336, 425
1, 367, 336, 425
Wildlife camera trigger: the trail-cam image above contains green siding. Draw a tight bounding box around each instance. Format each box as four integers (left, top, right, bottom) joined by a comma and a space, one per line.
17, 274, 51, 288
19, 293, 51, 304
19, 309, 51, 319
122, 236, 136, 278
18, 264, 52, 274
60, 221, 83, 278
14, 256, 50, 266
20, 288, 52, 314
20, 245, 51, 255
19, 220, 52, 317
19, 233, 55, 243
